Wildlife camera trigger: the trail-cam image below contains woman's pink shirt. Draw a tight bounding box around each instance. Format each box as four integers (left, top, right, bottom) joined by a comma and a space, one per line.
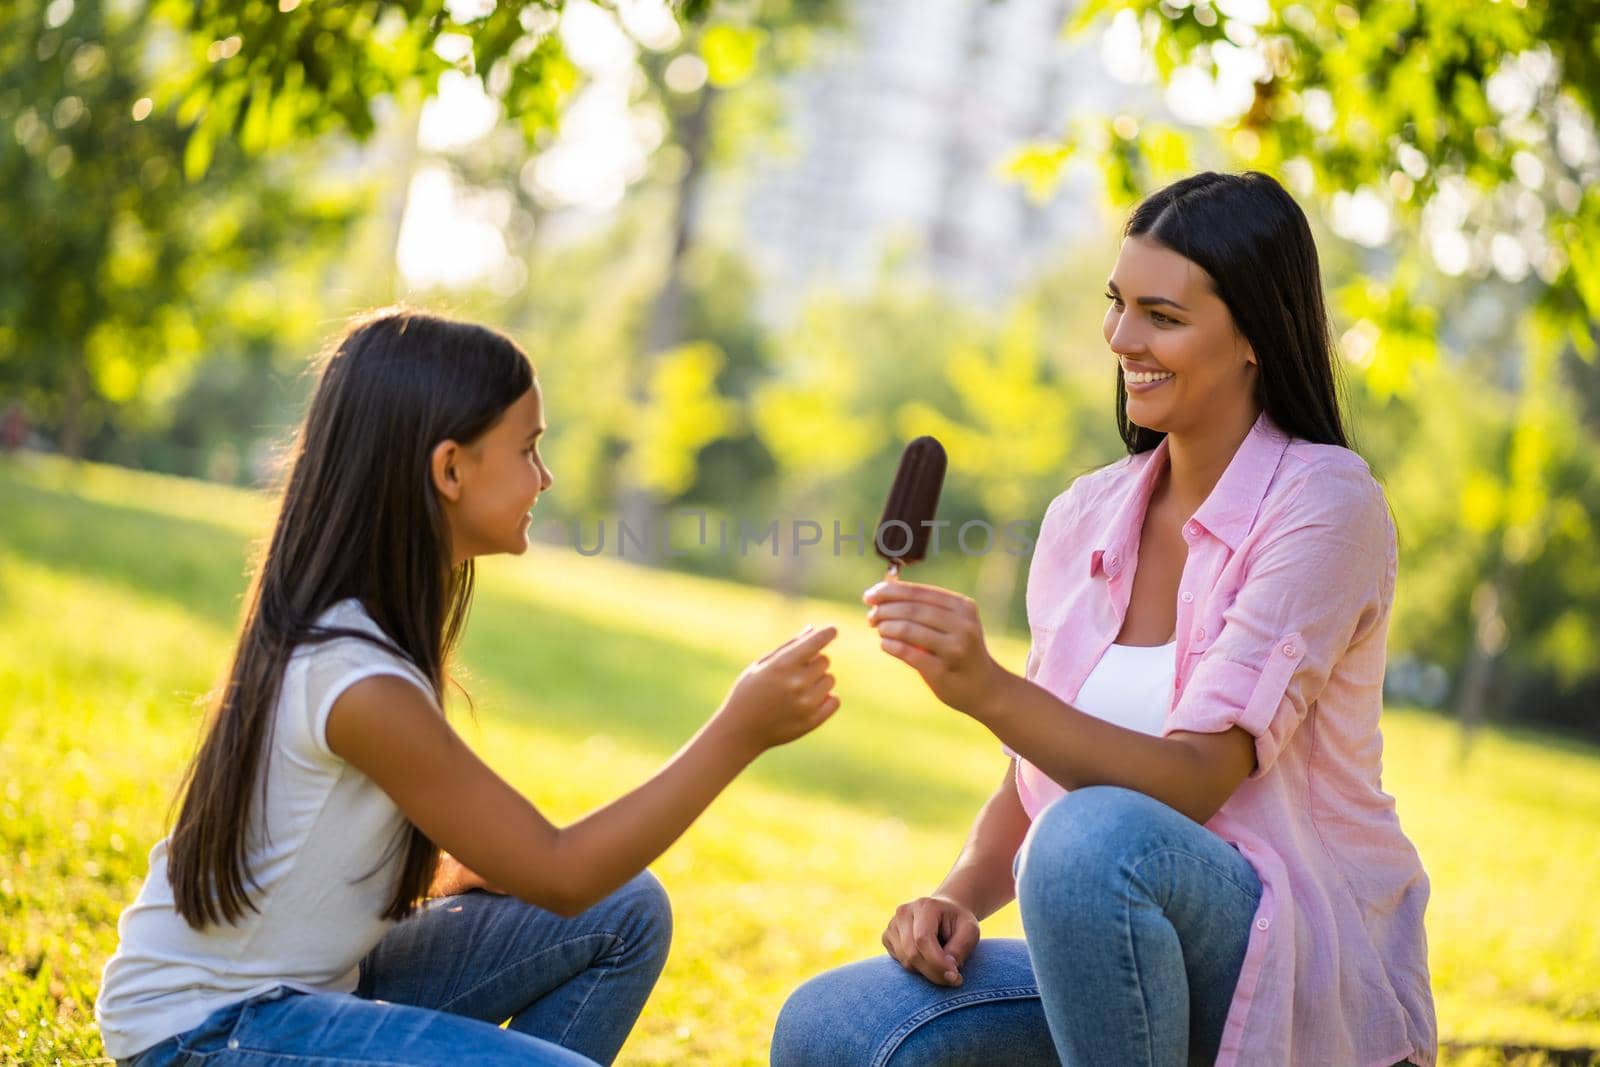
1016, 412, 1435, 1067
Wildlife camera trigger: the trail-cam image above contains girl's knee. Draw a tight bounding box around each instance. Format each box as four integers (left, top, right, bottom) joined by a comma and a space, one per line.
613, 870, 673, 963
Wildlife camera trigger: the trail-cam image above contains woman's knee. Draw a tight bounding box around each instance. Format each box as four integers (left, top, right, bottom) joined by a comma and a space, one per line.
773, 951, 1047, 1067
1016, 785, 1174, 915
771, 958, 911, 1067
772, 969, 836, 1066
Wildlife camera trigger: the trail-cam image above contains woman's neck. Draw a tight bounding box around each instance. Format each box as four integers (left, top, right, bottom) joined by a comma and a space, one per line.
1161, 404, 1262, 516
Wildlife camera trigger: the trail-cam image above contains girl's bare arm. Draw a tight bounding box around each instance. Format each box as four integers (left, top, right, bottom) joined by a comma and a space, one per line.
327, 626, 838, 916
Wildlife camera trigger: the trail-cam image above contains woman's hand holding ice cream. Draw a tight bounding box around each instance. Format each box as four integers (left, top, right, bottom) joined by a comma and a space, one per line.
864, 580, 1008, 718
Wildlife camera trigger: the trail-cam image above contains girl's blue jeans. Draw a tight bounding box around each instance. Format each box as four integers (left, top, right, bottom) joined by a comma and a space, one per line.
772, 786, 1264, 1067
121, 870, 672, 1067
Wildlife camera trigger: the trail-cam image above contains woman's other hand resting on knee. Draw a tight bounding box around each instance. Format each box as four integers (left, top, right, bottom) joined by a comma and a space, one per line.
880, 762, 1032, 987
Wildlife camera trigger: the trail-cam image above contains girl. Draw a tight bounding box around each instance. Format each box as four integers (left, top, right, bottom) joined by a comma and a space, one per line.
96, 309, 841, 1066
773, 172, 1435, 1066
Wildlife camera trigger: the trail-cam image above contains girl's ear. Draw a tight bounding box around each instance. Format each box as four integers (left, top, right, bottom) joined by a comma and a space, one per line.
431, 440, 463, 502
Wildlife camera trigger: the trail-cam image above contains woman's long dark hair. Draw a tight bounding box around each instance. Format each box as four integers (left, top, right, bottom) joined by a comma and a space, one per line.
1116, 171, 1349, 454
168, 308, 535, 929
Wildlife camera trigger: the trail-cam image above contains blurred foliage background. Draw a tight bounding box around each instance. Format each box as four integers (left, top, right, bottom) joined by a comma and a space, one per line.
2, 0, 1599, 1058
5, 0, 1593, 736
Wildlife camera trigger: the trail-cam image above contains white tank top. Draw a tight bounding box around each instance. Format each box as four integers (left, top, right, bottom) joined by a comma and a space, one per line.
96, 600, 435, 1060
1012, 639, 1177, 820
1073, 639, 1177, 736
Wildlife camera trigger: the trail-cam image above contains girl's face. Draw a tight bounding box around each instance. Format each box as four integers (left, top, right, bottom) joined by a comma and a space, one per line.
1102, 235, 1258, 437
437, 383, 553, 562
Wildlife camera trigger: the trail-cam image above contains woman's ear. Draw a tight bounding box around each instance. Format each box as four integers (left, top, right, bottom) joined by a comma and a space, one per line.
1229, 319, 1258, 368
431, 440, 463, 502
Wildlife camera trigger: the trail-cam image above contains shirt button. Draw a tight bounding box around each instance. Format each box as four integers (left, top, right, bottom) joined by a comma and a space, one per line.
228, 1040, 240, 1050
1255, 917, 1270, 931
1282, 642, 1298, 657
1184, 521, 1201, 539
1180, 591, 1194, 603
1195, 627, 1206, 641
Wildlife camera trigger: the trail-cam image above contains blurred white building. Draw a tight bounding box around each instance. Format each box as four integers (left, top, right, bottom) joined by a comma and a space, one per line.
729, 0, 1133, 312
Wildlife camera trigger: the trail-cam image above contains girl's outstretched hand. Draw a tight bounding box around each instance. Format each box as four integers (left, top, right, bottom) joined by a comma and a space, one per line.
864, 580, 1007, 717
715, 625, 840, 755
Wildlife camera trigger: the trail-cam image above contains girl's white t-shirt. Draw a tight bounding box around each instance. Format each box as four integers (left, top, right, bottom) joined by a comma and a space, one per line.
96, 600, 436, 1060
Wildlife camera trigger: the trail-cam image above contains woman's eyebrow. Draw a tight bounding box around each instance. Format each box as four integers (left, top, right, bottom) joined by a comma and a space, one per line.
1106, 279, 1189, 312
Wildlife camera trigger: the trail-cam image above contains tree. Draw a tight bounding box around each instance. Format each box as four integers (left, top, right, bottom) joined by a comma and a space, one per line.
0, 0, 360, 458
611, 3, 838, 551
174, 0, 841, 552
151, 0, 577, 179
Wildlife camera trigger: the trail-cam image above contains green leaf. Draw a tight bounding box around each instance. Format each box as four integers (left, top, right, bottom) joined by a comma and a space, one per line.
182, 123, 214, 181
700, 24, 766, 88
1003, 142, 1076, 203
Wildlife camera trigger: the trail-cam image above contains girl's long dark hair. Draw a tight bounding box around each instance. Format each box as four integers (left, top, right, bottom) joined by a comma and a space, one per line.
168, 308, 534, 929
1116, 171, 1349, 453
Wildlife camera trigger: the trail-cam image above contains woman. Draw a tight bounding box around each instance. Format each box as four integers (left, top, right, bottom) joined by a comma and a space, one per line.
772, 172, 1435, 1066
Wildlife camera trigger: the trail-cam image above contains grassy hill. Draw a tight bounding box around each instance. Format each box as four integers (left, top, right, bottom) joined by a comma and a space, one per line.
2, 456, 1597, 1065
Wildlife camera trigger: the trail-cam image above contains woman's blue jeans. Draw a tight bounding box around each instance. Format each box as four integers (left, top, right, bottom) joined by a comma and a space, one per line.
122, 870, 672, 1067
772, 787, 1263, 1067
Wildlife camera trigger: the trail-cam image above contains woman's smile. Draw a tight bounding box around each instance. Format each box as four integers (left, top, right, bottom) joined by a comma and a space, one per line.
1125, 370, 1175, 392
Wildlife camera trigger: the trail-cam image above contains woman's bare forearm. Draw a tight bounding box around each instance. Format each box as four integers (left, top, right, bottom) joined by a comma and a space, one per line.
972, 671, 1252, 825
931, 764, 1032, 921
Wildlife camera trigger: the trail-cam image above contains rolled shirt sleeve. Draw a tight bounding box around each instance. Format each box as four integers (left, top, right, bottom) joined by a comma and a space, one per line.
1164, 463, 1395, 778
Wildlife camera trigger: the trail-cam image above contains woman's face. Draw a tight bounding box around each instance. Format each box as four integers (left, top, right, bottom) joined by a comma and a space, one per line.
1102, 235, 1258, 437
442, 382, 553, 561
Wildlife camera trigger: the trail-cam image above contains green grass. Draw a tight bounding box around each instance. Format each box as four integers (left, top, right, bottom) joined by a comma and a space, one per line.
2, 455, 1598, 1065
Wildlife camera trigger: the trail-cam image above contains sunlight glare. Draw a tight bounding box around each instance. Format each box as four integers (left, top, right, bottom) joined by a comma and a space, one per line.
396, 164, 511, 289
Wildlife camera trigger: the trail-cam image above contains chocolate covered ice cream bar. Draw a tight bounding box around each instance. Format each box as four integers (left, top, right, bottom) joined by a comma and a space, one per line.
875, 436, 947, 575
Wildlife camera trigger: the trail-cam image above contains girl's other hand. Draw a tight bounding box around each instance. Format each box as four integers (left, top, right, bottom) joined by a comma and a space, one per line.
863, 580, 1006, 716
716, 625, 840, 755
429, 852, 506, 897
882, 895, 981, 986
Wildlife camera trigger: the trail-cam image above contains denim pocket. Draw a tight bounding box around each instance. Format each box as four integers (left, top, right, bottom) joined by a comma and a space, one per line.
172, 987, 291, 1059
169, 1003, 242, 1060
120, 1034, 185, 1067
